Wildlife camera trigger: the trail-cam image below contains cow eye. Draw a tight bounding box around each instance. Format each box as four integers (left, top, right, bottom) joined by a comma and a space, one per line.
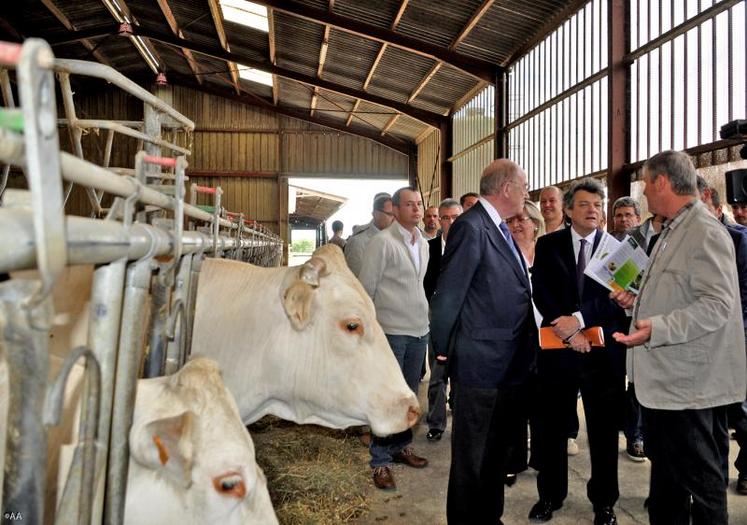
213, 472, 246, 499
340, 318, 364, 336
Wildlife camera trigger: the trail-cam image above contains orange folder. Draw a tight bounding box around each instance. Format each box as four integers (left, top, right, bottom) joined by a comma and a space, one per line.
539, 326, 605, 350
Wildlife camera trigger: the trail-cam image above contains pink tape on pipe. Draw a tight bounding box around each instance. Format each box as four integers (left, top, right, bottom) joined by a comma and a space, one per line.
194, 185, 216, 194
142, 154, 177, 168
0, 42, 22, 66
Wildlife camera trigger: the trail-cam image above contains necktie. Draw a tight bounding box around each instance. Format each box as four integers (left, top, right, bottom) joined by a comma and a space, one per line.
499, 222, 524, 269
577, 238, 587, 296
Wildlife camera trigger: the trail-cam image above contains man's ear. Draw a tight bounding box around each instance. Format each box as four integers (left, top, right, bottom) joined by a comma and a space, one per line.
130, 411, 194, 487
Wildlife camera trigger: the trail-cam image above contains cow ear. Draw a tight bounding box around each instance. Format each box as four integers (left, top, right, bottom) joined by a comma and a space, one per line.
130, 411, 195, 487
283, 281, 314, 330
283, 257, 327, 330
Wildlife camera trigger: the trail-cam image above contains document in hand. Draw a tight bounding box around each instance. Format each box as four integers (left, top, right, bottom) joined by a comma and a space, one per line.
539, 326, 605, 349
583, 233, 649, 294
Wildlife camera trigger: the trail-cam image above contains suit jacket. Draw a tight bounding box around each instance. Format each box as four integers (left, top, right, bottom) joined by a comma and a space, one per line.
724, 222, 747, 339
430, 201, 535, 388
531, 227, 629, 376
423, 233, 443, 301
630, 201, 746, 409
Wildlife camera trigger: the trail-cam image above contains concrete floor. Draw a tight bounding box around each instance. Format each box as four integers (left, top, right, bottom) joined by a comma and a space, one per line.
356, 384, 747, 525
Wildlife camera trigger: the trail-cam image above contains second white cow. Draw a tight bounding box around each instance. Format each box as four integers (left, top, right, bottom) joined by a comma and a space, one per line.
192, 244, 420, 437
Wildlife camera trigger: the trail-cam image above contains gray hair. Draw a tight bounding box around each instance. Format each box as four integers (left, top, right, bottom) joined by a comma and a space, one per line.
479, 160, 522, 196
563, 178, 606, 209
391, 186, 419, 207
643, 150, 697, 196
612, 196, 641, 217
438, 198, 462, 212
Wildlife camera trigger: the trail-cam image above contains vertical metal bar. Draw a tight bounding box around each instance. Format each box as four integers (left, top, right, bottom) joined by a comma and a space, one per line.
0, 69, 15, 199
727, 5, 733, 121
659, 0, 664, 153
711, 14, 717, 142
636, 0, 641, 160
647, 0, 652, 158
165, 254, 193, 374
683, 30, 688, 148
144, 272, 169, 378
0, 280, 54, 525
104, 259, 152, 525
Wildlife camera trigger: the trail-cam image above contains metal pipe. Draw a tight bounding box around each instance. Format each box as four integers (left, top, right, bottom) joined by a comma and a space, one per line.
74, 119, 190, 155
52, 58, 194, 130
0, 207, 276, 272
104, 259, 152, 525
0, 129, 235, 228
165, 254, 192, 375
0, 279, 54, 524
143, 273, 169, 378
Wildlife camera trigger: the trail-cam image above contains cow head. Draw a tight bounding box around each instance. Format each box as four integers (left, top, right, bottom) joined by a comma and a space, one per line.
126, 358, 277, 525
279, 244, 420, 436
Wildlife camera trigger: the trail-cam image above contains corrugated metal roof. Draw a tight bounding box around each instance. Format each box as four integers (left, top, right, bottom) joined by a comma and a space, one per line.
322, 29, 379, 90
274, 12, 324, 79
367, 46, 435, 104
396, 0, 484, 49
412, 64, 480, 115
331, 0, 402, 31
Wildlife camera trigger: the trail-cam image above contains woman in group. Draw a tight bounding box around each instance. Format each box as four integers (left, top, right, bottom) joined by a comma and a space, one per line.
504, 200, 544, 485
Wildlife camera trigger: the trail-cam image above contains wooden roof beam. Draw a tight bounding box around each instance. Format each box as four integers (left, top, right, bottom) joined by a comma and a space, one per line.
317, 25, 331, 78
381, 114, 400, 136
310, 87, 319, 116
407, 61, 441, 103
167, 74, 411, 155
451, 79, 488, 114
133, 25, 446, 128
156, 0, 202, 84
391, 0, 409, 30
251, 0, 499, 83
268, 8, 278, 105
41, 0, 110, 65
98, 0, 161, 72
207, 0, 241, 95
450, 0, 494, 50
345, 99, 360, 127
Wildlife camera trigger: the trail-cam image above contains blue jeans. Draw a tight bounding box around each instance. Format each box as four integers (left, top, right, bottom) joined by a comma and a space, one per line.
369, 333, 428, 468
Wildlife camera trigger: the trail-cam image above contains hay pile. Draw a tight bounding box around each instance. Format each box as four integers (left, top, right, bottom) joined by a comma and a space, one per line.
249, 417, 371, 524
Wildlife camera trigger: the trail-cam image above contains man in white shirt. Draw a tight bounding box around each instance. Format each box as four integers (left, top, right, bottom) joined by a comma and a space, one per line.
359, 186, 430, 491
344, 193, 394, 277
539, 186, 565, 233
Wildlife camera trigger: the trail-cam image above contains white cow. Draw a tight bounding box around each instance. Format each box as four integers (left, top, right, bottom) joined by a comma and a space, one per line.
191, 244, 421, 437
0, 269, 278, 524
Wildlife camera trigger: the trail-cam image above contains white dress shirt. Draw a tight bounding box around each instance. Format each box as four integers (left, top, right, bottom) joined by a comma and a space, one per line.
569, 226, 598, 328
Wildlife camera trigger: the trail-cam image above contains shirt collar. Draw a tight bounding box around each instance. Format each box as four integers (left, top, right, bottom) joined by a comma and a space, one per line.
662, 199, 697, 231
395, 220, 422, 245
478, 196, 504, 227
570, 226, 597, 245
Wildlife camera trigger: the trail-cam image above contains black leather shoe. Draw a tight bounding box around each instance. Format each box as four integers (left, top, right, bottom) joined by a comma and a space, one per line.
426, 428, 443, 441
737, 475, 747, 495
528, 500, 562, 522
504, 473, 517, 487
593, 507, 617, 525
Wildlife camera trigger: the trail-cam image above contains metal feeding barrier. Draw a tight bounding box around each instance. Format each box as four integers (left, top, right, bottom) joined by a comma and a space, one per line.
0, 38, 283, 525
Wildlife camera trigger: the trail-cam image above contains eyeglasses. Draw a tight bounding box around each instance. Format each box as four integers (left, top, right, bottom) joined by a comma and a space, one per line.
440, 214, 460, 221
374, 209, 394, 217
505, 216, 532, 224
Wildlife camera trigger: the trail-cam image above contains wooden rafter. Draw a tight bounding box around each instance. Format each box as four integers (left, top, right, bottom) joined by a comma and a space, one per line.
268, 8, 278, 105
391, 0, 409, 30
310, 87, 319, 116
251, 0, 498, 83
207, 0, 241, 95
407, 0, 494, 105
450, 0, 494, 50
317, 25, 331, 78
345, 99, 360, 127
381, 114, 400, 136
407, 61, 441, 103
451, 79, 488, 114
415, 126, 434, 144
40, 0, 110, 65
363, 43, 387, 92
156, 0, 202, 84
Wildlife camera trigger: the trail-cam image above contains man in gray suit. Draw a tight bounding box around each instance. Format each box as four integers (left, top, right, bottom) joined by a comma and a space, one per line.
613, 150, 747, 525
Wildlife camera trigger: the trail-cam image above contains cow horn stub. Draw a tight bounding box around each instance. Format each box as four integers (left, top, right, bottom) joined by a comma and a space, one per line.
299, 256, 328, 287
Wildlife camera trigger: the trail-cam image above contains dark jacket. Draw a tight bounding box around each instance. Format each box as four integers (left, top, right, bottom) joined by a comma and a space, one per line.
423, 233, 443, 301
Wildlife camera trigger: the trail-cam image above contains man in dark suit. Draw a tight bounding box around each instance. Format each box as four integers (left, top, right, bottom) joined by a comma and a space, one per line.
530, 178, 628, 525
423, 198, 462, 441
430, 159, 534, 524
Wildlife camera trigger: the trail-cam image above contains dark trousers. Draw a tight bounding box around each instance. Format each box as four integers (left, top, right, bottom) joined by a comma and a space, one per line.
534, 351, 624, 509
643, 405, 729, 525
426, 342, 449, 432
728, 401, 747, 478
623, 381, 644, 443
506, 373, 539, 474
447, 383, 522, 525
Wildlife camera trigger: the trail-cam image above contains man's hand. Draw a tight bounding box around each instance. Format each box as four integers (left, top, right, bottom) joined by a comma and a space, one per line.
612, 319, 652, 346
610, 290, 636, 309
551, 315, 580, 339
568, 332, 591, 353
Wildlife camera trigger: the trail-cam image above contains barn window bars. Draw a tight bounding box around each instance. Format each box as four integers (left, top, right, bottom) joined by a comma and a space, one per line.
0, 38, 282, 525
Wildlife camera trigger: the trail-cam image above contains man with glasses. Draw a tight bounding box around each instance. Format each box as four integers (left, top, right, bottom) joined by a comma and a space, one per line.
423, 198, 463, 442
345, 193, 394, 277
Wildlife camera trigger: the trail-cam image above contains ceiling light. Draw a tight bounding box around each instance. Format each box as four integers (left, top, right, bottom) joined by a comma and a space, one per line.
219, 0, 269, 32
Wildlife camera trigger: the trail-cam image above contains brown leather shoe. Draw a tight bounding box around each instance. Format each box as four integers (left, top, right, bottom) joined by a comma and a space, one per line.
392, 447, 428, 468
372, 466, 396, 490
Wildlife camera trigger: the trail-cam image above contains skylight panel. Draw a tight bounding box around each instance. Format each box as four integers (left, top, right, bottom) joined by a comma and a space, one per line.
238, 66, 273, 86
220, 0, 269, 32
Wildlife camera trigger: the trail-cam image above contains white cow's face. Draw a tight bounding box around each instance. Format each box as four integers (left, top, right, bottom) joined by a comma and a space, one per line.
281, 245, 420, 436
125, 359, 277, 525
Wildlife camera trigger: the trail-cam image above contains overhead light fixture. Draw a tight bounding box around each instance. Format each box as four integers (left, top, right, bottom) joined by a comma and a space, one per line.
156, 72, 168, 86
219, 0, 269, 32
238, 65, 273, 86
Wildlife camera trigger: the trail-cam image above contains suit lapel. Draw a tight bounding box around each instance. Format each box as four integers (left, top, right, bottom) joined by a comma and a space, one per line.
477, 203, 529, 287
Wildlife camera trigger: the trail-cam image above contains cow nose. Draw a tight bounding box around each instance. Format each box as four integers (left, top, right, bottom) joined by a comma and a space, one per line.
406, 405, 420, 428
